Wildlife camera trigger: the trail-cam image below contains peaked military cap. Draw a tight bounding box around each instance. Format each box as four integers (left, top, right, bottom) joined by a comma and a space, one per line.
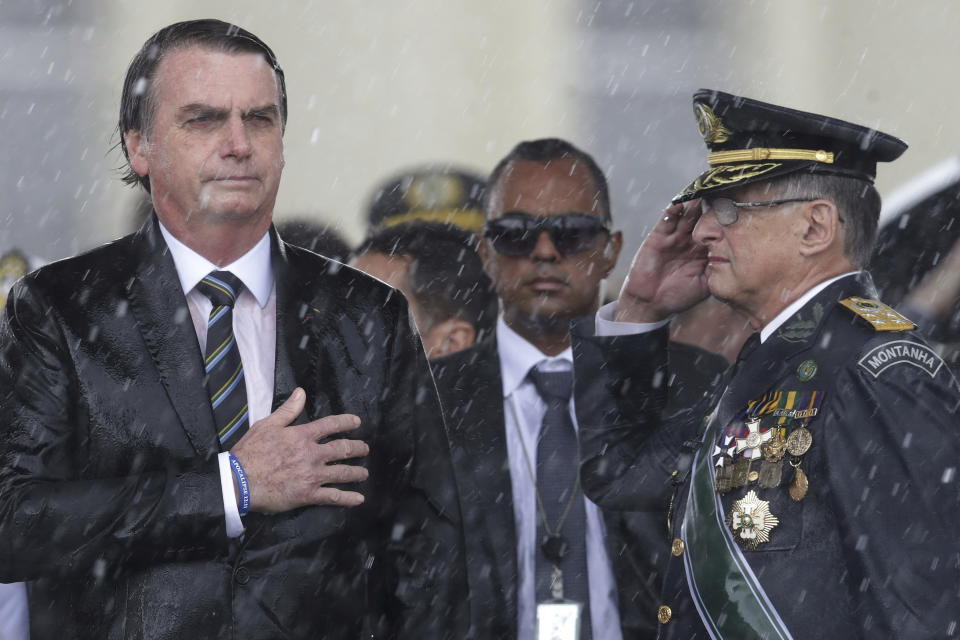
674, 88, 908, 202
367, 167, 486, 233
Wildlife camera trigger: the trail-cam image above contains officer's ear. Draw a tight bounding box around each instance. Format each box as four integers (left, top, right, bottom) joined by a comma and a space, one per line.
423, 318, 476, 358
798, 199, 840, 258
124, 129, 150, 177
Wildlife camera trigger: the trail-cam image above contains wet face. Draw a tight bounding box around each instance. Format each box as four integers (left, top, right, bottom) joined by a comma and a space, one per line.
692, 182, 808, 315
480, 158, 620, 335
125, 46, 285, 237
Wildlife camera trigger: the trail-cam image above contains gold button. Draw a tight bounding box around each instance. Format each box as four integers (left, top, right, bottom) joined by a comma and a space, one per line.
658, 605, 672, 624
748, 470, 759, 482
671, 538, 685, 556
815, 150, 828, 162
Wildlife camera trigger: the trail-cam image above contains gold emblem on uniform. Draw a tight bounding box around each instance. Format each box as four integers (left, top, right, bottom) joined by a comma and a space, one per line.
404, 173, 464, 210
839, 296, 916, 331
671, 538, 685, 557
727, 490, 779, 550
657, 605, 672, 624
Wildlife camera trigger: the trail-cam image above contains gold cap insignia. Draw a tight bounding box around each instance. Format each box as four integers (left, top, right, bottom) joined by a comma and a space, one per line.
694, 102, 733, 144
839, 297, 916, 331
0, 250, 29, 309
727, 489, 779, 550
404, 174, 465, 211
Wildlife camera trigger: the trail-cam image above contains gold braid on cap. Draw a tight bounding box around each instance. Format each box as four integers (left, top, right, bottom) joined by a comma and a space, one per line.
708, 148, 835, 165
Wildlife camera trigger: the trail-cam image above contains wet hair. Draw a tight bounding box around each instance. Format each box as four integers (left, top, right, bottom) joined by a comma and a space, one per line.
774, 173, 881, 268
117, 19, 287, 192
484, 138, 612, 222
354, 223, 498, 339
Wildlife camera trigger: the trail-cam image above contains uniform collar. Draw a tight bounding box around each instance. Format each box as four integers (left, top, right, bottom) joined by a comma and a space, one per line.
496, 316, 573, 398
760, 271, 860, 343
158, 221, 273, 308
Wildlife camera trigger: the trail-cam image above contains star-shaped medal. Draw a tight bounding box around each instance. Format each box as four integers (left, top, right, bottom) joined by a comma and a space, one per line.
735, 417, 772, 459
727, 489, 779, 550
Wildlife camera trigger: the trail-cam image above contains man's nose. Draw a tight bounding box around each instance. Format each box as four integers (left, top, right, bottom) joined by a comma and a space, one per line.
222, 116, 253, 158
530, 230, 561, 261
692, 206, 721, 247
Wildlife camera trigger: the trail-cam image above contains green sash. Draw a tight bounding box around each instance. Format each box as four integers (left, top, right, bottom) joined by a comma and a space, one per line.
681, 413, 794, 639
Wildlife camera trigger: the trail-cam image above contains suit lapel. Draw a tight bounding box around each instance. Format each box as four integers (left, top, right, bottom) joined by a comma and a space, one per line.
127, 218, 219, 458
443, 338, 519, 626
270, 234, 320, 423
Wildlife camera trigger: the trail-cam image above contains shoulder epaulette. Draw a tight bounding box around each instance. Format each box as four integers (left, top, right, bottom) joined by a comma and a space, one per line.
839, 296, 916, 331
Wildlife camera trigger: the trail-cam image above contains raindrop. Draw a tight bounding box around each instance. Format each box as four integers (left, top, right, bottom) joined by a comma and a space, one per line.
941, 467, 955, 483
902, 432, 912, 448
133, 77, 148, 96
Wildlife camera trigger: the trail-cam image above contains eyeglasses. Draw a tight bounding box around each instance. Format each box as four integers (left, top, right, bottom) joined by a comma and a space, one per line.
483, 212, 610, 257
701, 197, 817, 226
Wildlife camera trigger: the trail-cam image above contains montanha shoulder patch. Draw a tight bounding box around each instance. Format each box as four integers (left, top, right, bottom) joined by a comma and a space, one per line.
858, 340, 944, 379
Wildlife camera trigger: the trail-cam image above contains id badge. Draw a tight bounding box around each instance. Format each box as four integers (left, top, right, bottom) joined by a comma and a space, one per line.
536, 601, 583, 640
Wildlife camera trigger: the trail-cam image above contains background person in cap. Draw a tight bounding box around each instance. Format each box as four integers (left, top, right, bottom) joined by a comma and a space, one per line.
0, 19, 463, 639
351, 222, 497, 358
573, 89, 960, 638
366, 165, 486, 233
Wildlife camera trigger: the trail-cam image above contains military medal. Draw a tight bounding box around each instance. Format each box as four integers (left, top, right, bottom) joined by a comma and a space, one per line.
727, 490, 779, 550
758, 460, 783, 488
735, 417, 772, 459
789, 460, 809, 501
731, 458, 751, 488
786, 427, 812, 456
715, 463, 734, 493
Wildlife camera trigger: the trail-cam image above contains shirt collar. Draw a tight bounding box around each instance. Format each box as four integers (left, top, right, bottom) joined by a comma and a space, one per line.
760, 271, 859, 343
496, 315, 573, 398
158, 221, 274, 308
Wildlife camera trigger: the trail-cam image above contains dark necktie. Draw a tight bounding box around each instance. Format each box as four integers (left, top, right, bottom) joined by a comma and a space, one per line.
196, 271, 249, 451
529, 367, 592, 640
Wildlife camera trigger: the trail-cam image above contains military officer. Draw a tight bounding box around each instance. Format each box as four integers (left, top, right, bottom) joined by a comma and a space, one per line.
572, 89, 960, 638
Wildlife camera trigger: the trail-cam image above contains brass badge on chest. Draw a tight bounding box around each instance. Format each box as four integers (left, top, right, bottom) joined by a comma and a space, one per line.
727, 490, 779, 550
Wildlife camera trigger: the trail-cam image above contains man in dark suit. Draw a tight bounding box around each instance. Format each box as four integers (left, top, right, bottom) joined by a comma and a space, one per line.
0, 20, 462, 639
574, 89, 960, 637
432, 138, 668, 639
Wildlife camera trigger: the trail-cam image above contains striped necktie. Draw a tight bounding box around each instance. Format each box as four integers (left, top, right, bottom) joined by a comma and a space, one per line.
196, 271, 249, 451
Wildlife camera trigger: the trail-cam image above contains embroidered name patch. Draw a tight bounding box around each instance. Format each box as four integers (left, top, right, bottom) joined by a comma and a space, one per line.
858, 340, 944, 378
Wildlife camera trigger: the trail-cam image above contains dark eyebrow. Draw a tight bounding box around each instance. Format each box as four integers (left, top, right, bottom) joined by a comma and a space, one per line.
177, 104, 229, 121
243, 104, 281, 120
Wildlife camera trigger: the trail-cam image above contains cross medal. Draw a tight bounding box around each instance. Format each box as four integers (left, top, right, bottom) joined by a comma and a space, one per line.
735, 417, 772, 459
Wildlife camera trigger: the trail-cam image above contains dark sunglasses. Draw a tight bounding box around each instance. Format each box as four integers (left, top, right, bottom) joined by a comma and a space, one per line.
483, 212, 610, 257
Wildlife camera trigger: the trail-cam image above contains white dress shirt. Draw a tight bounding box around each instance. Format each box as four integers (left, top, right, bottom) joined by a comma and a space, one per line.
159, 223, 276, 538
497, 317, 623, 640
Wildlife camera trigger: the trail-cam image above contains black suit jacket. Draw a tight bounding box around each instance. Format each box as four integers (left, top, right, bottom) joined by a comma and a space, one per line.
0, 218, 464, 639
431, 336, 663, 639
574, 274, 960, 638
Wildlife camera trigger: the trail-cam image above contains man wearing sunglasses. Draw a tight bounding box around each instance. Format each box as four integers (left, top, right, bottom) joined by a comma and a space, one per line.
573, 89, 960, 638
432, 138, 660, 639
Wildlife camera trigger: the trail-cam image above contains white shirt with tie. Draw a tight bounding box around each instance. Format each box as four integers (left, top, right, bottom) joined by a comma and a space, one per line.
159, 223, 276, 538
496, 317, 624, 640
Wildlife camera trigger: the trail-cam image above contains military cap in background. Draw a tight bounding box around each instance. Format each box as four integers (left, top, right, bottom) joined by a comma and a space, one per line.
674, 88, 908, 202
366, 166, 486, 233
0, 247, 45, 309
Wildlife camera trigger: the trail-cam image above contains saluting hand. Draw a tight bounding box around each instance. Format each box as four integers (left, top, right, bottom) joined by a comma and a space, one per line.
615, 199, 710, 323
231, 388, 369, 513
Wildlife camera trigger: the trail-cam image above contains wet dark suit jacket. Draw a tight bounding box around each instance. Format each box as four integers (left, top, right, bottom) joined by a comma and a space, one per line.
0, 218, 465, 640
573, 274, 960, 638
430, 336, 706, 639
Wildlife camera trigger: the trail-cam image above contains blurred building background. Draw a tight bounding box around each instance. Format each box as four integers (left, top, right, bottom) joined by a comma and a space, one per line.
2, 0, 958, 283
